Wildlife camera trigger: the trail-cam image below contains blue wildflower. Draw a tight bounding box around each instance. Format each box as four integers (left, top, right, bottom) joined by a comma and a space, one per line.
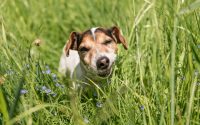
52, 74, 57, 80
41, 86, 47, 91
55, 83, 65, 88
96, 102, 103, 108
42, 65, 51, 74
45, 69, 51, 74
140, 105, 144, 110
20, 89, 28, 95
55, 83, 61, 87
51, 93, 57, 97
60, 84, 65, 88
45, 89, 52, 94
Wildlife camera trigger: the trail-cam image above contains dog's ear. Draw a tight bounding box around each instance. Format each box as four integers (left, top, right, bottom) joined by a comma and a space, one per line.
109, 26, 128, 50
64, 32, 80, 56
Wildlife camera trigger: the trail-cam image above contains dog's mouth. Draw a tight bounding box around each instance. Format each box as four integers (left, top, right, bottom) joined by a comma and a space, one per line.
97, 68, 112, 77
80, 59, 114, 78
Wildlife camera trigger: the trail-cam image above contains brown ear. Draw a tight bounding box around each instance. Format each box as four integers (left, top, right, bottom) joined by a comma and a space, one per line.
110, 26, 128, 50
64, 32, 80, 56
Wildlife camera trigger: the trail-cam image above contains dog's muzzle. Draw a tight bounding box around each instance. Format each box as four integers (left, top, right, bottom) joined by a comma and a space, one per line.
96, 56, 109, 70
96, 56, 112, 77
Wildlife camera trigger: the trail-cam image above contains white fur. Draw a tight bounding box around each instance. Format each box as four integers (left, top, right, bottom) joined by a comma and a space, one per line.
58, 47, 81, 78
90, 27, 98, 41
91, 48, 116, 72
58, 40, 116, 89
59, 47, 116, 78
59, 49, 110, 90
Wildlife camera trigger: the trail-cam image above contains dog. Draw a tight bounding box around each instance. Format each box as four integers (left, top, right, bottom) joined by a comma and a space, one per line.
59, 26, 127, 90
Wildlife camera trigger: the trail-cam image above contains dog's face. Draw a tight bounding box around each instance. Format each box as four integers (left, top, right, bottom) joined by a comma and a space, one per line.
65, 26, 127, 77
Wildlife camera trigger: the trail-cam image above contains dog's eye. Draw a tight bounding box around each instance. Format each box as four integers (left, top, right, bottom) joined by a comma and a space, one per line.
79, 47, 89, 53
103, 40, 112, 45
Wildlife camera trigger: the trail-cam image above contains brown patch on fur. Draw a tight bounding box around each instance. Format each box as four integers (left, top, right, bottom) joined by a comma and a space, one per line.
65, 26, 127, 66
96, 27, 128, 49
65, 32, 79, 56
88, 49, 97, 66
78, 31, 118, 66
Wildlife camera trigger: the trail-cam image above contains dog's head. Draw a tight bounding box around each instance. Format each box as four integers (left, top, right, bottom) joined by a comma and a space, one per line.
64, 26, 128, 77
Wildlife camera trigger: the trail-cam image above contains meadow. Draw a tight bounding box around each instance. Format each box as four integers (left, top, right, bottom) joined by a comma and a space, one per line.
0, 0, 200, 124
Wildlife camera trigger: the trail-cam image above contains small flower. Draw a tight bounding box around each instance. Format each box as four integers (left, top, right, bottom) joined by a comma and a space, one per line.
55, 83, 65, 88
51, 93, 57, 97
140, 105, 144, 110
41, 86, 47, 91
52, 74, 56, 78
55, 83, 61, 87
45, 69, 51, 74
84, 117, 89, 124
20, 89, 28, 95
45, 89, 52, 94
52, 74, 57, 81
41, 65, 51, 74
6, 70, 14, 75
96, 102, 103, 108
60, 84, 65, 88
33, 39, 42, 46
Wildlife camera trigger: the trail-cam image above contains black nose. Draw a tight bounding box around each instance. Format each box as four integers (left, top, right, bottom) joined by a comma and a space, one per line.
96, 56, 110, 70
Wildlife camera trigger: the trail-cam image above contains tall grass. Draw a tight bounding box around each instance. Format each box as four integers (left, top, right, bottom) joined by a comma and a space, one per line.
0, 0, 200, 124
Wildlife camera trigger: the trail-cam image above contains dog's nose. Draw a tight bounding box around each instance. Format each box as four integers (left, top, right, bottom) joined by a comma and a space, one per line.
96, 56, 110, 70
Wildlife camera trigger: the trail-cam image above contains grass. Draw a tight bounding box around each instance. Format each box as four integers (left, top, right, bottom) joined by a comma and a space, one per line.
0, 0, 200, 124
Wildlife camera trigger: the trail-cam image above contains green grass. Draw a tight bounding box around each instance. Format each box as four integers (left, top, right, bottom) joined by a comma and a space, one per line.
0, 0, 200, 124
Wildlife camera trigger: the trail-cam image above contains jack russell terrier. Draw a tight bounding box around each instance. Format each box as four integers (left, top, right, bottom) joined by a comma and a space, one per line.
59, 26, 127, 89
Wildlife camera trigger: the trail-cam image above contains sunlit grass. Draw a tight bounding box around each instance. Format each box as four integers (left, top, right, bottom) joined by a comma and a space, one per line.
0, 0, 200, 124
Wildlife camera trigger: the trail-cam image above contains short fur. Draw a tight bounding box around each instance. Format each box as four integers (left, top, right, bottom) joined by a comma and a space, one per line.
59, 26, 127, 89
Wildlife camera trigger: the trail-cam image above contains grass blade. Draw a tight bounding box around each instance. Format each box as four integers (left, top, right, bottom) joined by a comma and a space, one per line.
0, 88, 9, 124
179, 0, 200, 15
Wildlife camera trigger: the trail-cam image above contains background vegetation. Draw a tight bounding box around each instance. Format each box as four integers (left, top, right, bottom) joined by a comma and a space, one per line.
0, 0, 200, 124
